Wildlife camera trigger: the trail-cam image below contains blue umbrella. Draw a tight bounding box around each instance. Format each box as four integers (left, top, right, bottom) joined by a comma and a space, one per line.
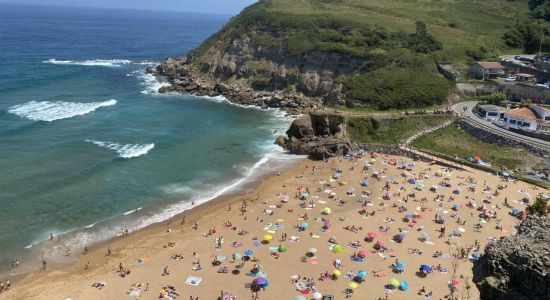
357, 270, 367, 278
233, 252, 242, 260
360, 180, 369, 186
472, 253, 481, 260
502, 172, 510, 177
253, 277, 268, 287
420, 264, 432, 273
408, 179, 416, 184
395, 262, 405, 270
244, 250, 253, 256
294, 296, 306, 300
300, 222, 309, 228
404, 213, 414, 219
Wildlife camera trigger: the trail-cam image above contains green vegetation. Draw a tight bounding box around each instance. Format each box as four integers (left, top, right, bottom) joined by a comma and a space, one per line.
411, 123, 540, 170
347, 115, 452, 146
503, 0, 550, 53
472, 92, 507, 106
526, 196, 549, 216
189, 0, 543, 109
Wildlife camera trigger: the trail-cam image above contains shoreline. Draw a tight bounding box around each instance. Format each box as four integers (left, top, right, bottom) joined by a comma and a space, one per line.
2, 153, 307, 285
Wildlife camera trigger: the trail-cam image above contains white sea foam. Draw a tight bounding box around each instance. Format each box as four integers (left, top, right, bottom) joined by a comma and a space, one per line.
85, 140, 155, 158
131, 71, 171, 94
43, 58, 157, 67
8, 99, 117, 122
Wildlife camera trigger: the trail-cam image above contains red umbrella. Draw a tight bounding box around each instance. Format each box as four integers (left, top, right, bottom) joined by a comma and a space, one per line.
451, 279, 460, 286
473, 156, 481, 161
358, 249, 367, 257
367, 232, 376, 239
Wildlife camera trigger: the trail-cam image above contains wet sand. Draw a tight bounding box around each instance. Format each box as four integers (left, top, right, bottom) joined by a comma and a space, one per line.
0, 154, 543, 300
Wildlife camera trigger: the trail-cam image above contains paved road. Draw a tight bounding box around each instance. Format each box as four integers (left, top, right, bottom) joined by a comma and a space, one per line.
452, 101, 550, 151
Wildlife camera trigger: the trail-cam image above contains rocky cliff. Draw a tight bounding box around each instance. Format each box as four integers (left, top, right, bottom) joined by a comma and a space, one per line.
472, 215, 550, 300
275, 113, 357, 160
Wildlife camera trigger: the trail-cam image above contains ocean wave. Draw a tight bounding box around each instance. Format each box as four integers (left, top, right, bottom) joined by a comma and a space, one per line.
8, 99, 117, 122
127, 70, 171, 94
43, 58, 158, 67
85, 140, 155, 158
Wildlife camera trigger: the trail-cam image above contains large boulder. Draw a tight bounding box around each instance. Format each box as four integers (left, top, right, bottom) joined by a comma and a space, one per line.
473, 215, 550, 300
286, 114, 314, 139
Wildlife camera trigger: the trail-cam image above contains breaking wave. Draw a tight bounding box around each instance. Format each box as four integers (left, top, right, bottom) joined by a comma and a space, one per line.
85, 140, 155, 158
43, 58, 157, 67
8, 99, 117, 122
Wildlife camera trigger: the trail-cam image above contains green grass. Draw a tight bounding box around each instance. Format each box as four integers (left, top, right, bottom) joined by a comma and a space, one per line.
411, 123, 541, 170
334, 103, 448, 114
347, 115, 453, 146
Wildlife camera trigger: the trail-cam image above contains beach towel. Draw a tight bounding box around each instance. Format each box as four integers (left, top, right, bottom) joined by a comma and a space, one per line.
185, 276, 202, 286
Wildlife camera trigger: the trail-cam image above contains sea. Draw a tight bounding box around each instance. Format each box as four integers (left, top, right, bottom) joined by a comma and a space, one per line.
0, 4, 302, 274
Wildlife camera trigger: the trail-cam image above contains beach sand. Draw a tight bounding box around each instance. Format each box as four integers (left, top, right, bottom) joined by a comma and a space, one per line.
0, 154, 544, 300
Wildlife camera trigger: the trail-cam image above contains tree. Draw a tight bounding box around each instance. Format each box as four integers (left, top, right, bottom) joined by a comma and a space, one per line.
519, 98, 532, 107
526, 196, 549, 216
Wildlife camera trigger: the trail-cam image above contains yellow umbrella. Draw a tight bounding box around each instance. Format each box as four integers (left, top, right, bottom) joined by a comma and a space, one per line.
332, 269, 341, 276
323, 207, 332, 214
348, 282, 358, 289
263, 234, 273, 241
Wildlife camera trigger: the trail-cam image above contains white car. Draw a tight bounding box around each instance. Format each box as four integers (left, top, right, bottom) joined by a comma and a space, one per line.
504, 76, 516, 82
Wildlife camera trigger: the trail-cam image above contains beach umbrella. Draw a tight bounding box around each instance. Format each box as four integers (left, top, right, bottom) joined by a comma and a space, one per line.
308, 247, 318, 254
294, 296, 306, 300
332, 244, 343, 254
389, 278, 400, 288
357, 270, 367, 278
474, 156, 481, 161
408, 178, 416, 184
400, 280, 409, 291
333, 269, 342, 276
278, 244, 287, 252
420, 264, 433, 273
360, 180, 369, 187
502, 172, 510, 177
252, 277, 268, 287
233, 252, 242, 260
215, 255, 225, 261
348, 282, 358, 289
395, 234, 405, 242
472, 253, 481, 260
367, 232, 376, 239
257, 271, 268, 278
244, 250, 253, 256
312, 292, 323, 300
457, 227, 466, 233
300, 222, 309, 228
357, 249, 367, 257
323, 207, 332, 214
451, 279, 460, 286
417, 182, 425, 189
263, 234, 273, 241
395, 261, 405, 271
404, 213, 414, 220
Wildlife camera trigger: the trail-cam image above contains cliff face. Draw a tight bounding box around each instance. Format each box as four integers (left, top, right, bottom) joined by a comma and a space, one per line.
473, 215, 550, 300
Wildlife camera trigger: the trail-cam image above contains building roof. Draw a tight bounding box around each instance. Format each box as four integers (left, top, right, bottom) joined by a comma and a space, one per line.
505, 107, 539, 120
475, 61, 505, 69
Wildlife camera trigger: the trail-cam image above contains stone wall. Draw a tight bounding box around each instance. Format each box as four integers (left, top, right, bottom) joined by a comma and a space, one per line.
458, 119, 549, 156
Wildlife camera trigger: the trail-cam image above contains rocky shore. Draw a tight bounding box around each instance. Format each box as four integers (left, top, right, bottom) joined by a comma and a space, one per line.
473, 215, 550, 300
147, 58, 324, 115
148, 58, 357, 159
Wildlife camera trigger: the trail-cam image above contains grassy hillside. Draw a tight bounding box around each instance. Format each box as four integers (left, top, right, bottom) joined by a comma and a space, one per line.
188, 0, 535, 109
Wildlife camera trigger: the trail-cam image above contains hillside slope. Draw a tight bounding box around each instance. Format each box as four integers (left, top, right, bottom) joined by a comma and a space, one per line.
154, 0, 533, 110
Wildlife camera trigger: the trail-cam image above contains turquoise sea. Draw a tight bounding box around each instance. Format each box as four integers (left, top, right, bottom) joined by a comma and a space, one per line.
0, 4, 300, 273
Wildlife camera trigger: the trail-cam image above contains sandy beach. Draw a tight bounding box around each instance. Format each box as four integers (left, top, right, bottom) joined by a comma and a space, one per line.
0, 153, 544, 300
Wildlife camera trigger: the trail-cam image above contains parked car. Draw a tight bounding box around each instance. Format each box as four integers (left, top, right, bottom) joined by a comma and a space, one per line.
505, 76, 517, 82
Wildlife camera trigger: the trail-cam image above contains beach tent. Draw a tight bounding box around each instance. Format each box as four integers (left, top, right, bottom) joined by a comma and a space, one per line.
332, 244, 344, 254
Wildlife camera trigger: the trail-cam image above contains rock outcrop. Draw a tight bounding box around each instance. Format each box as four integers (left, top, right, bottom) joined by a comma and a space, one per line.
472, 215, 550, 300
276, 113, 357, 160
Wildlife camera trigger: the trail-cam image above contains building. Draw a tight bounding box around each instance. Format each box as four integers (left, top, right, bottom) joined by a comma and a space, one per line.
477, 104, 506, 121
495, 104, 550, 132
501, 107, 538, 131
515, 73, 536, 84
469, 62, 506, 80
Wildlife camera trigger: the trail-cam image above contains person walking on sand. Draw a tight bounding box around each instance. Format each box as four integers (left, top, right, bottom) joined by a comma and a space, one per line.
119, 262, 123, 272
181, 216, 186, 225
162, 265, 170, 276
193, 221, 198, 230
107, 246, 111, 256
41, 259, 47, 271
